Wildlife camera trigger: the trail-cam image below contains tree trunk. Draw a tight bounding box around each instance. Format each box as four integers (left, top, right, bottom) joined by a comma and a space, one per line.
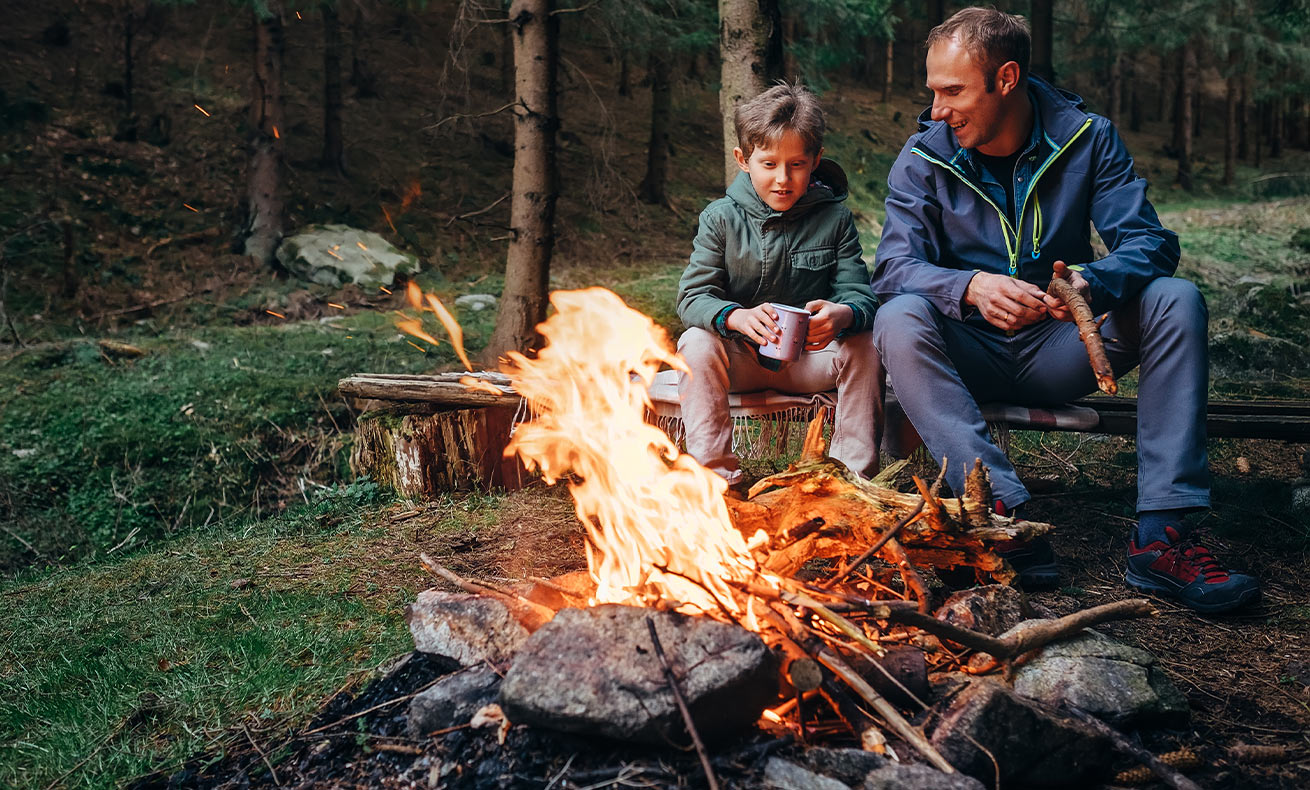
1107, 52, 1122, 128
1254, 100, 1263, 167
718, 0, 771, 186
483, 0, 558, 362
881, 37, 893, 104
1224, 63, 1237, 186
123, 5, 136, 118
1238, 74, 1249, 160
244, 2, 285, 265
1175, 43, 1194, 191
617, 50, 630, 97
1030, 0, 1054, 83
350, 6, 377, 98
932, 0, 947, 25
761, 0, 783, 84
638, 50, 672, 204
1128, 56, 1142, 132
1271, 94, 1283, 158
1172, 48, 1186, 154
782, 12, 799, 79
1158, 54, 1170, 123
320, 2, 346, 175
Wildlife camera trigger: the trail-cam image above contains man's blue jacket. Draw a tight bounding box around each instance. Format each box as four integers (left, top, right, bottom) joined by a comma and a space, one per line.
872, 76, 1180, 322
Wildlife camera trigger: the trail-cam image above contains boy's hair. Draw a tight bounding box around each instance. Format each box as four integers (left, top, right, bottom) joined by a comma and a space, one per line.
734, 82, 825, 158
926, 7, 1031, 91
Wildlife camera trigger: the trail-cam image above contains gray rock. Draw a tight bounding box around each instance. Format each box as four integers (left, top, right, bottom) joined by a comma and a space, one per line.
863, 762, 986, 790
805, 747, 887, 785
764, 757, 850, 790
1292, 480, 1310, 519
928, 677, 1112, 787
934, 585, 1027, 637
406, 664, 501, 738
454, 293, 498, 312
405, 591, 529, 666
499, 604, 776, 743
1008, 624, 1188, 728
276, 224, 418, 287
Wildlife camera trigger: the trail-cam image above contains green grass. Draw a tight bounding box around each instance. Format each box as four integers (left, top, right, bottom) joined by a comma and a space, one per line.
0, 304, 489, 574
0, 483, 508, 790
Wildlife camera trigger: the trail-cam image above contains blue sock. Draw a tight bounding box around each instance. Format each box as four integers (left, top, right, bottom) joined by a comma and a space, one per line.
1136, 509, 1186, 545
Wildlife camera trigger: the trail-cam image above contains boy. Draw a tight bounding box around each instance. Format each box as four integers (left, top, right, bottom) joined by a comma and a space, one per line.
676, 82, 882, 493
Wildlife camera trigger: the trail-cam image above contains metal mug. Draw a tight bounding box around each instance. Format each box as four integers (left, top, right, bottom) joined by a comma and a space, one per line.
758, 303, 810, 362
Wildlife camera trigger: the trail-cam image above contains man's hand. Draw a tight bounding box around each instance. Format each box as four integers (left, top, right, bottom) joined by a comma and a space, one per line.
1042, 260, 1092, 323
965, 272, 1049, 330
725, 304, 781, 346
804, 300, 853, 349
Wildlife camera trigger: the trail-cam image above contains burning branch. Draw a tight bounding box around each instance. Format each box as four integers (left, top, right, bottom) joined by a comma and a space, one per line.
1047, 262, 1117, 395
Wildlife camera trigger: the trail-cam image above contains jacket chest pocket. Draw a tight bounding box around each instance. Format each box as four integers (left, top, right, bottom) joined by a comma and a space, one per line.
787, 246, 838, 301
791, 247, 837, 271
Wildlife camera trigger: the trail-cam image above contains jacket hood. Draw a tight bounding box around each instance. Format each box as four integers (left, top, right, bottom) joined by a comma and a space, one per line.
726, 158, 850, 220
913, 76, 1090, 160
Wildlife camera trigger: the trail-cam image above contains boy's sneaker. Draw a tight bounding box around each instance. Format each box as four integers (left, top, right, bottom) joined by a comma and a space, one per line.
991, 500, 1059, 589
1125, 527, 1260, 614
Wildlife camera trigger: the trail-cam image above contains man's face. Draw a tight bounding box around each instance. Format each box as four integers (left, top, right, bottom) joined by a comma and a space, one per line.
926, 37, 1011, 152
734, 131, 822, 212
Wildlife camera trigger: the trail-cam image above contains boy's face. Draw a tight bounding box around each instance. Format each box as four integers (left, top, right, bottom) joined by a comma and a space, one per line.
734, 131, 823, 213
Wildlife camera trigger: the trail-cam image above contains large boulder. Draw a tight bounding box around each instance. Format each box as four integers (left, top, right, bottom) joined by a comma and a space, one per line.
1008, 624, 1189, 728
499, 604, 776, 743
405, 591, 529, 666
276, 224, 417, 287
927, 677, 1112, 787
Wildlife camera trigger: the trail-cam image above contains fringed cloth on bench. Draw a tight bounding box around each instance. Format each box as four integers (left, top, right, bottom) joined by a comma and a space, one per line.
645, 369, 835, 459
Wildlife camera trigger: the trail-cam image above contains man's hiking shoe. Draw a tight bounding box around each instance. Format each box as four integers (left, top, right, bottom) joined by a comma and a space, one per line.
991, 500, 1059, 589
1125, 527, 1260, 614
994, 536, 1060, 589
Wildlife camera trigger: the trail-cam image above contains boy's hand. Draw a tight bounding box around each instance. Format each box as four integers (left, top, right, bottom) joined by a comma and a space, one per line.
804, 300, 853, 349
725, 304, 781, 346
965, 272, 1048, 330
1042, 260, 1092, 323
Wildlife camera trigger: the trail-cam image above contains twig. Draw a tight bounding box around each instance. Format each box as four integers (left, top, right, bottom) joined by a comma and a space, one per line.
822, 498, 925, 588
1048, 265, 1117, 395
423, 101, 518, 132
884, 598, 1156, 659
1, 524, 44, 558
107, 527, 140, 554
812, 644, 956, 774
300, 676, 445, 736
242, 723, 281, 786
551, 0, 602, 14
447, 191, 510, 225
418, 553, 555, 626
645, 616, 720, 790
1066, 706, 1202, 790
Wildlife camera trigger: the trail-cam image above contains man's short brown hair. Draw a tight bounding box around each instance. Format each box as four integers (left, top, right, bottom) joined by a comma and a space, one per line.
926, 7, 1031, 91
734, 82, 826, 158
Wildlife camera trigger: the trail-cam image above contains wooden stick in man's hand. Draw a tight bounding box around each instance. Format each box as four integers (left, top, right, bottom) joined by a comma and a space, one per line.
1047, 262, 1118, 395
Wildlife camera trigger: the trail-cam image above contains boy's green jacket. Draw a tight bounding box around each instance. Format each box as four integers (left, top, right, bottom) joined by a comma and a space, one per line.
676, 159, 878, 334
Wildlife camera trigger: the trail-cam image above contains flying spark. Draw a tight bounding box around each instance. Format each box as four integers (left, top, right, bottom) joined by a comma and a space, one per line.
265, 310, 286, 319
406, 340, 426, 353
194, 104, 211, 117
328, 303, 345, 309
182, 203, 199, 212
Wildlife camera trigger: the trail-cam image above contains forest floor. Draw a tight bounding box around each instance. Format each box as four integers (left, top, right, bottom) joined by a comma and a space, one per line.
3, 2, 1310, 788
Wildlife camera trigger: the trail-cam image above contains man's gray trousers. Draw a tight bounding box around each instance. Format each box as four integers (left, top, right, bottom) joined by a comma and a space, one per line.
872, 277, 1210, 513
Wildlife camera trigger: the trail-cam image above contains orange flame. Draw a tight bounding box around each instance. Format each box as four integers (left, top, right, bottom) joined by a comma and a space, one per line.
399, 179, 422, 211
399, 282, 473, 371
503, 288, 771, 618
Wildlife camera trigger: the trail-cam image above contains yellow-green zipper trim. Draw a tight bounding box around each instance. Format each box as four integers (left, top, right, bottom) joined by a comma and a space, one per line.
911, 116, 1094, 276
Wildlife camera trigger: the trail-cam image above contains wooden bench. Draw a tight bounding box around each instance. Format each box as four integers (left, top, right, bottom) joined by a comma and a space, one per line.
340, 372, 1310, 494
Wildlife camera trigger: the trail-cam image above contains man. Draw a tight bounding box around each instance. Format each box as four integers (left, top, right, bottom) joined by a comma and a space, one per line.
872, 7, 1259, 613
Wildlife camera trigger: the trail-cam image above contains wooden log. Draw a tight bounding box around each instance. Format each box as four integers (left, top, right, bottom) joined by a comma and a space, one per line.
350, 403, 528, 495
339, 372, 515, 406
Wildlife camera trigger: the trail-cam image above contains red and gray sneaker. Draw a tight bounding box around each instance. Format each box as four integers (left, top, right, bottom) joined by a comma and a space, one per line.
992, 500, 1059, 589
1125, 527, 1261, 614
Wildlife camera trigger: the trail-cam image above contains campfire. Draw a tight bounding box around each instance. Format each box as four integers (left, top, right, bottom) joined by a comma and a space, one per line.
398, 287, 1164, 787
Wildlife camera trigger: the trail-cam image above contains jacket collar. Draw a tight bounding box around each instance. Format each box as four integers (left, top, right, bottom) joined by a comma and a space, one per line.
913, 75, 1090, 163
